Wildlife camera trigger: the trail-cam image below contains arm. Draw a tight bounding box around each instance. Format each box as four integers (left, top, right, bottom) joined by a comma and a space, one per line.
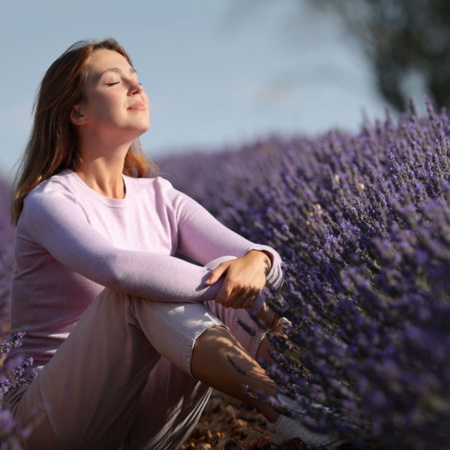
22, 190, 224, 303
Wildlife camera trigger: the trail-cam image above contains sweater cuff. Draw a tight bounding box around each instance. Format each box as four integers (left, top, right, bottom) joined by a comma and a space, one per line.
248, 244, 284, 289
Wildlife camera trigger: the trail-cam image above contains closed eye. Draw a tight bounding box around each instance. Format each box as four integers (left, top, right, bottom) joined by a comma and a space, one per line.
106, 82, 120, 86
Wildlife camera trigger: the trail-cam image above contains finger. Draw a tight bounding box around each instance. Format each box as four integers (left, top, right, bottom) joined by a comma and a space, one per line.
214, 276, 234, 305
224, 287, 260, 310
242, 289, 260, 310
244, 286, 263, 308
204, 263, 229, 286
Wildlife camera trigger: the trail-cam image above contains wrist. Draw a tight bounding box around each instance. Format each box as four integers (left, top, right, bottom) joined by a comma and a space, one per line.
247, 250, 272, 275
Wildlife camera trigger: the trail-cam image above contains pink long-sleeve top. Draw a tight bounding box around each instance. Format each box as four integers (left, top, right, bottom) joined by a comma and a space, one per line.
10, 170, 283, 370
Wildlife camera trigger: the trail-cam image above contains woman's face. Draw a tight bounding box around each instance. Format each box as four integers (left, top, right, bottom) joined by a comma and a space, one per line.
73, 49, 150, 141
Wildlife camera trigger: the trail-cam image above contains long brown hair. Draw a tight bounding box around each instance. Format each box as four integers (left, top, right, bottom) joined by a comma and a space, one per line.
12, 38, 157, 224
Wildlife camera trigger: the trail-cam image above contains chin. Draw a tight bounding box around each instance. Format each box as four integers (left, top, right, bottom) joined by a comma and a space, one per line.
134, 125, 150, 140
133, 120, 150, 134
140, 123, 151, 134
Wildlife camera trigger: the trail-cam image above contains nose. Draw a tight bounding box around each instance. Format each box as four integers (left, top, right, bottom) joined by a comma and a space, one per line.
129, 80, 143, 95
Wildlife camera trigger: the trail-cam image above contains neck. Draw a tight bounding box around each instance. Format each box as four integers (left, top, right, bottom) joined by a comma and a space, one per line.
75, 162, 126, 199
75, 143, 130, 199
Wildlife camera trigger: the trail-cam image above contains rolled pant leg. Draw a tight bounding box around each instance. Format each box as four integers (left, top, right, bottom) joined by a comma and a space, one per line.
123, 298, 228, 450
125, 302, 273, 449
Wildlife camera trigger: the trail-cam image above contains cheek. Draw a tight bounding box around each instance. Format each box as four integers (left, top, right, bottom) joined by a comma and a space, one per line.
90, 91, 120, 112
143, 92, 150, 107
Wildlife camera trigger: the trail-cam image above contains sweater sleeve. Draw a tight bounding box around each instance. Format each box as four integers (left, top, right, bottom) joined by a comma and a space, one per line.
22, 189, 224, 303
168, 183, 284, 288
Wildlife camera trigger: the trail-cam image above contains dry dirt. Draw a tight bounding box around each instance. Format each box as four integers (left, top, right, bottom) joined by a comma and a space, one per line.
180, 390, 308, 450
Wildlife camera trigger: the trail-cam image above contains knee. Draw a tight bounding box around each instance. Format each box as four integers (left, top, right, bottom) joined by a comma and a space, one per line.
191, 325, 233, 377
192, 325, 230, 354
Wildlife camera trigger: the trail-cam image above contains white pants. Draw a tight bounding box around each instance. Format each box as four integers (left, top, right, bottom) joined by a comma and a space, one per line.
5, 277, 274, 449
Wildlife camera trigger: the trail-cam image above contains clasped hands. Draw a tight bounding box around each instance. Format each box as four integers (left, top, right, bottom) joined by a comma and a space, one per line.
204, 250, 271, 310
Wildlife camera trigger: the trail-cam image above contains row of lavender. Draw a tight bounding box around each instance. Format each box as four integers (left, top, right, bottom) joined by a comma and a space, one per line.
158, 100, 450, 449
0, 178, 35, 447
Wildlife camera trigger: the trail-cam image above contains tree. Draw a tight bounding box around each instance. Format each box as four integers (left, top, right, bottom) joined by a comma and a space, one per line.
308, 0, 450, 111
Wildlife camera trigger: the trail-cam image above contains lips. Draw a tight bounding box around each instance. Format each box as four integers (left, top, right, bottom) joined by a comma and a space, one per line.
127, 101, 146, 111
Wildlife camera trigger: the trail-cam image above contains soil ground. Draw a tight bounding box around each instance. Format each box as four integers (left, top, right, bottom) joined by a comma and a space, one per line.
180, 390, 308, 450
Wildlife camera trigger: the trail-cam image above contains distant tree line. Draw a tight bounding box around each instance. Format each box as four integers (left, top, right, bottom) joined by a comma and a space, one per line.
307, 0, 450, 112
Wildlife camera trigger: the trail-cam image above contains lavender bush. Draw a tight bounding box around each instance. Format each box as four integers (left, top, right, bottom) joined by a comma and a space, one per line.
158, 100, 450, 449
0, 178, 36, 449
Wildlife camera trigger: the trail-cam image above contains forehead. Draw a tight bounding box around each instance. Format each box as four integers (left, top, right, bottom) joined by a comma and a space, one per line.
86, 49, 133, 78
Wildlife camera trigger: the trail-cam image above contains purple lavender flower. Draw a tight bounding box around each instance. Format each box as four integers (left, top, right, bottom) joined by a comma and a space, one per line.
0, 179, 37, 449
159, 99, 450, 449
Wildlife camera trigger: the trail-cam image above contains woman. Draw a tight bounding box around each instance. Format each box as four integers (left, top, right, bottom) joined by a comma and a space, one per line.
4, 39, 339, 449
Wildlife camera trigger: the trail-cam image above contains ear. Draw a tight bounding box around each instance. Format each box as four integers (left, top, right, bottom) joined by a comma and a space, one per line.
70, 105, 87, 126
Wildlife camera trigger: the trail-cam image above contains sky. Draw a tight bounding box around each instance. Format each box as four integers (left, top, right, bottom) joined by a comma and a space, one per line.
0, 0, 390, 177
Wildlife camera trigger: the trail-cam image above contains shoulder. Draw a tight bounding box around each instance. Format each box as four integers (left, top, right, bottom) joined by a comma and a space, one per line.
28, 170, 79, 198
22, 171, 80, 218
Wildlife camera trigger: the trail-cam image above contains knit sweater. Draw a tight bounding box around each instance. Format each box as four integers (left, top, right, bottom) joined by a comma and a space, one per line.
10, 170, 283, 370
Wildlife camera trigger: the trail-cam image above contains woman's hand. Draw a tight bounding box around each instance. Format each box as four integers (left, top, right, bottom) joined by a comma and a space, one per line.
204, 250, 272, 309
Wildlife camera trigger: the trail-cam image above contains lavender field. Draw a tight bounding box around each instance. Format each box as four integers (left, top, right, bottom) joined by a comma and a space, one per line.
0, 99, 449, 449
0, 177, 33, 446
158, 100, 450, 449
